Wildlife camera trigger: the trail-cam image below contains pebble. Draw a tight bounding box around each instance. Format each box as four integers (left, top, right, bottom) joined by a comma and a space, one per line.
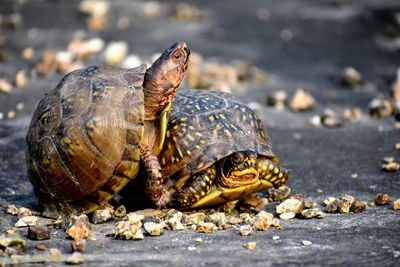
15, 70, 27, 88
15, 102, 24, 111
0, 112, 4, 120
246, 242, 256, 250
167, 218, 185, 231
276, 199, 304, 214
369, 97, 394, 118
66, 215, 91, 240
188, 245, 196, 251
143, 222, 164, 236
71, 238, 86, 252
272, 236, 280, 240
114, 220, 143, 240
307, 115, 321, 127
22, 47, 35, 61
252, 211, 273, 231
382, 157, 395, 163
0, 234, 26, 256
164, 209, 184, 221
374, 193, 391, 205
113, 205, 126, 218
382, 162, 399, 172
350, 199, 367, 213
206, 212, 227, 227
289, 88, 316, 112
130, 209, 164, 218
196, 222, 218, 233
239, 213, 253, 224
396, 143, 400, 150
91, 209, 113, 224
267, 186, 291, 201
322, 197, 338, 206
65, 252, 85, 265
340, 196, 354, 205
304, 199, 317, 209
15, 216, 39, 227
239, 195, 268, 212
28, 226, 50, 240
7, 111, 16, 119
301, 208, 323, 219
393, 199, 400, 210
195, 237, 203, 243
221, 200, 239, 213
6, 204, 18, 215
35, 244, 47, 251
343, 107, 362, 121
339, 67, 363, 88
172, 3, 207, 20
351, 173, 358, 179
49, 247, 63, 260
121, 54, 142, 69
141, 1, 162, 19
183, 213, 206, 225
321, 110, 343, 128
324, 199, 340, 213
239, 225, 252, 236
337, 200, 350, 214
266, 90, 287, 109
302, 240, 312, 246
279, 212, 296, 220
0, 79, 12, 93
104, 41, 128, 65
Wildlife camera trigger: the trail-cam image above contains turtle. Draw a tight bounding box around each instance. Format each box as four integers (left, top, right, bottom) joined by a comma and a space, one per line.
158, 89, 290, 209
26, 42, 190, 218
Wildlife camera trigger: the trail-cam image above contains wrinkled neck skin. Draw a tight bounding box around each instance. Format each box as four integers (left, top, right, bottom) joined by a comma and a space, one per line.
143, 72, 175, 121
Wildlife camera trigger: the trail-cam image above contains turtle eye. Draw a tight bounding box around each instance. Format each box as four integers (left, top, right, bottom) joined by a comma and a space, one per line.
231, 153, 244, 164
173, 50, 183, 61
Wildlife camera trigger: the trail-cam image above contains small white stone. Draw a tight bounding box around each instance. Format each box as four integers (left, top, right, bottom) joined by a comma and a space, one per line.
279, 212, 296, 220
122, 54, 143, 69
188, 246, 196, 251
272, 236, 280, 240
15, 216, 39, 227
104, 41, 128, 65
302, 240, 312, 246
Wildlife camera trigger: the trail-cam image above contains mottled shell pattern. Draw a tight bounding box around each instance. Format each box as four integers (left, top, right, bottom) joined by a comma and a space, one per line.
26, 64, 147, 212
159, 89, 277, 182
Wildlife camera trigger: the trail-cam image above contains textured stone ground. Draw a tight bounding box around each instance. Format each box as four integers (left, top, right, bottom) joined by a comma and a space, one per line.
0, 0, 399, 266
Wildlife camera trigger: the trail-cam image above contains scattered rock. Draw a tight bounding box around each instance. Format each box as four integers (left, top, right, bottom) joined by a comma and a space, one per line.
350, 199, 367, 213
143, 222, 164, 236
35, 50, 57, 76
28, 226, 50, 240
324, 199, 340, 213
66, 252, 85, 265
196, 222, 218, 233
382, 157, 395, 163
16, 102, 24, 111
279, 212, 296, 220
343, 108, 362, 121
272, 235, 280, 240
339, 67, 363, 88
0, 233, 26, 256
266, 90, 287, 109
301, 208, 324, 219
271, 218, 282, 229
114, 220, 143, 240
195, 237, 203, 243
289, 88, 316, 112
238, 195, 268, 212
6, 204, 18, 215
246, 241, 256, 250
307, 115, 322, 127
340, 195, 355, 205
4, 13, 23, 30
252, 211, 273, 231
7, 110, 16, 119
322, 197, 338, 206
276, 199, 304, 214
164, 209, 184, 221
337, 200, 350, 214
132, 209, 164, 218
35, 244, 47, 251
206, 212, 227, 227
49, 247, 63, 260
239, 225, 252, 236
141, 1, 162, 19
172, 3, 208, 20
396, 143, 400, 150
304, 199, 317, 209
121, 54, 142, 69
15, 216, 39, 227
79, 0, 109, 31
320, 109, 343, 128
369, 202, 376, 207
183, 213, 206, 225
382, 162, 399, 172
22, 47, 35, 61
267, 186, 291, 202
374, 193, 391, 205
66, 215, 91, 240
369, 97, 394, 118
239, 213, 253, 224
104, 41, 128, 65
0, 79, 12, 93
167, 218, 185, 231
221, 200, 239, 213
113, 205, 126, 218
302, 240, 313, 246
71, 238, 86, 252
393, 199, 400, 210
91, 209, 113, 224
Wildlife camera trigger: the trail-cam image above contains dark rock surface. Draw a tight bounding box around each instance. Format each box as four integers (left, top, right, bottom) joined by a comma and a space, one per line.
1, 0, 399, 266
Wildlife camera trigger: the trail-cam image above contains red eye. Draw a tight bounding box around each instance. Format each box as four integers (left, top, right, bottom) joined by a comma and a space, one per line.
173, 50, 183, 61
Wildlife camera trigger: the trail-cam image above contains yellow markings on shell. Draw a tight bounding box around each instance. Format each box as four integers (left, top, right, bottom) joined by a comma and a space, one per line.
269, 164, 274, 170
219, 114, 226, 120
195, 132, 202, 137
224, 129, 232, 137
195, 145, 200, 149
187, 134, 195, 141
265, 174, 272, 179
171, 156, 176, 163
200, 139, 206, 144
180, 117, 188, 121
270, 176, 277, 182
175, 144, 184, 158
208, 115, 215, 122
62, 137, 72, 144
242, 115, 247, 122
274, 168, 279, 174
204, 175, 210, 182
201, 181, 206, 187
195, 104, 201, 110
262, 165, 268, 171
278, 173, 283, 178
173, 125, 179, 130
201, 191, 206, 196
186, 150, 192, 155
166, 130, 171, 138
189, 125, 195, 130
183, 140, 189, 147
213, 130, 218, 137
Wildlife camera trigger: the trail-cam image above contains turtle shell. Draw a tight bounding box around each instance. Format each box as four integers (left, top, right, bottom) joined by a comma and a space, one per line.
159, 89, 277, 182
26, 65, 148, 214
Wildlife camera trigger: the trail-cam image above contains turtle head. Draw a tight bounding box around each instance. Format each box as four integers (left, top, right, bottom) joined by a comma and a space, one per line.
219, 151, 259, 188
144, 42, 190, 120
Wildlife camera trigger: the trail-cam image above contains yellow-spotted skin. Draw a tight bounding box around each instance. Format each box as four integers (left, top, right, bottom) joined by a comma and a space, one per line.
159, 90, 290, 209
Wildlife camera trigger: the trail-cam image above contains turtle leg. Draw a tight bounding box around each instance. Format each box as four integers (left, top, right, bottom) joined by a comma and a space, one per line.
172, 166, 217, 208
256, 157, 290, 188
140, 146, 170, 207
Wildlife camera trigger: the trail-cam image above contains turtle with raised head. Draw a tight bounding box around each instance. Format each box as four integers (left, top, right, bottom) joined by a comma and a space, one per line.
158, 89, 290, 209
26, 42, 190, 218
